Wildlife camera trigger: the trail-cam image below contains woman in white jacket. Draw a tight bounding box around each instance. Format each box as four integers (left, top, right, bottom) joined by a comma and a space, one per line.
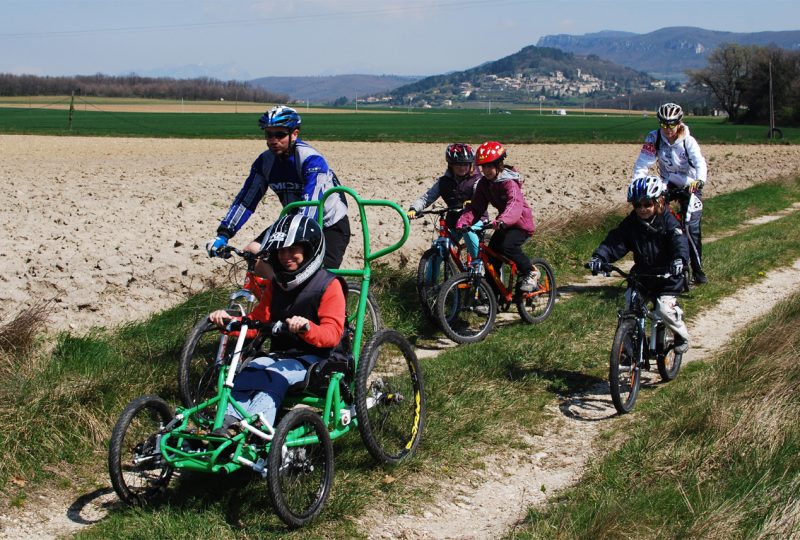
632, 103, 709, 284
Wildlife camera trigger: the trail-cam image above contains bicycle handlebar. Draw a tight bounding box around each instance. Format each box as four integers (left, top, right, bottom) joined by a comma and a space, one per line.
217, 245, 261, 268
583, 262, 671, 280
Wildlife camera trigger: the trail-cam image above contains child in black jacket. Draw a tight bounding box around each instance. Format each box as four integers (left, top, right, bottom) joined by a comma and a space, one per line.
587, 176, 691, 352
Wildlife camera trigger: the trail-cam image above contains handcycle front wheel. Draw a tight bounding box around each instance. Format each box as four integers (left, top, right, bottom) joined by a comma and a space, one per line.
516, 258, 556, 324
267, 408, 334, 529
416, 247, 459, 324
108, 395, 174, 505
435, 272, 497, 344
609, 319, 642, 414
355, 329, 426, 465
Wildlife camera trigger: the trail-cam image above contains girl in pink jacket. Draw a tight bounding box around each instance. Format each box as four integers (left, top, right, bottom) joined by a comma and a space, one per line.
455, 141, 538, 292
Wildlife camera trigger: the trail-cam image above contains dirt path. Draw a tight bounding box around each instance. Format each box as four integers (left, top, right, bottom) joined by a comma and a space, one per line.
2, 212, 800, 539
364, 257, 800, 539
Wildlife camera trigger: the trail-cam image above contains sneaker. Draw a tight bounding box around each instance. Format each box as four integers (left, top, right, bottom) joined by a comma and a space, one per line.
673, 335, 689, 354
473, 304, 490, 316
692, 271, 708, 285
518, 270, 539, 292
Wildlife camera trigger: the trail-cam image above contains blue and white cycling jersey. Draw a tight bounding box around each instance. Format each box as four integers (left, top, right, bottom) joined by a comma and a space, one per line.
217, 139, 348, 238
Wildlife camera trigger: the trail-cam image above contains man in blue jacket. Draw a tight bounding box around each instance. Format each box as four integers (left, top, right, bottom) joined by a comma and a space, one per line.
207, 105, 350, 268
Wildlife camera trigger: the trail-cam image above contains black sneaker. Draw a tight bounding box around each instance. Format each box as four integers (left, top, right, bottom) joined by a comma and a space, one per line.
211, 414, 240, 437
692, 272, 708, 285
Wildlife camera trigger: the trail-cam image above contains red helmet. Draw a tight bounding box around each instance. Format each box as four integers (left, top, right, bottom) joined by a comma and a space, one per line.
475, 141, 506, 165
445, 143, 475, 165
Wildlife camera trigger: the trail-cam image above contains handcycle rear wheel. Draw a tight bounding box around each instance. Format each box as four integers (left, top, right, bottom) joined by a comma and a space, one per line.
516, 258, 556, 324
108, 395, 174, 505
355, 329, 426, 465
609, 319, 641, 414
656, 326, 683, 382
267, 408, 334, 529
436, 272, 497, 344
416, 247, 459, 323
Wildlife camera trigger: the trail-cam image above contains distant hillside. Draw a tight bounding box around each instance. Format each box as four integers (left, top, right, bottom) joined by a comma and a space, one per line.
537, 27, 800, 80
249, 74, 421, 104
381, 45, 653, 107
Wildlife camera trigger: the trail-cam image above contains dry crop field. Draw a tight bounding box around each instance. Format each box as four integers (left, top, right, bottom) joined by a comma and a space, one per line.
2, 133, 799, 332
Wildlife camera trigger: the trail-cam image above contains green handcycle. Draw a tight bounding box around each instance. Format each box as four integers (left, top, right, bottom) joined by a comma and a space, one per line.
108, 187, 426, 528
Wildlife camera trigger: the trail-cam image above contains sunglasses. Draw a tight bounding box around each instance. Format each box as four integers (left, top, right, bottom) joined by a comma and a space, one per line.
660, 122, 679, 129
266, 131, 290, 140
633, 200, 656, 209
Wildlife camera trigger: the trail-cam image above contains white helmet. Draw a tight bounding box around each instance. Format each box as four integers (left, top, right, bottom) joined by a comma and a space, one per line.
628, 176, 667, 203
657, 103, 683, 125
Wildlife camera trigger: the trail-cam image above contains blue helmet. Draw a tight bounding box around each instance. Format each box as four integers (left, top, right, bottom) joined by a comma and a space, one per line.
258, 105, 301, 130
627, 176, 667, 203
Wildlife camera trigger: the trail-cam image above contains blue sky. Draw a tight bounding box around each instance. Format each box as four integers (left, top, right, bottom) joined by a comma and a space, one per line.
2, 0, 798, 80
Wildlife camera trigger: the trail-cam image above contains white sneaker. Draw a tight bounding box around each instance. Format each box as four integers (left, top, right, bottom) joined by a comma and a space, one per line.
518, 270, 539, 292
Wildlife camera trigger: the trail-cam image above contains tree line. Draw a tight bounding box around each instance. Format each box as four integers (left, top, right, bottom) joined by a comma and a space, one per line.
688, 44, 800, 126
0, 73, 289, 103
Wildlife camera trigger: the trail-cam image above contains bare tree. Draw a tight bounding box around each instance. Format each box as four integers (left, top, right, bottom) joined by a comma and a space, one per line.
687, 43, 757, 121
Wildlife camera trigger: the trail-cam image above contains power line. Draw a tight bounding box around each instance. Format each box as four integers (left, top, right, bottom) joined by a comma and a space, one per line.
0, 0, 532, 40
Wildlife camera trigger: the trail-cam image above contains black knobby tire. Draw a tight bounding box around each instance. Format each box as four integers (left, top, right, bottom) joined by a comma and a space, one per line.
346, 279, 382, 348
416, 248, 459, 323
516, 258, 557, 324
656, 325, 683, 382
609, 319, 641, 414
108, 395, 174, 505
267, 408, 334, 529
178, 316, 227, 409
355, 329, 426, 465
435, 272, 497, 344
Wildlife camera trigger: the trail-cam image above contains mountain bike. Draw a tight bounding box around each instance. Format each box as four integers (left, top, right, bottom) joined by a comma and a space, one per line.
178, 246, 381, 410
413, 208, 477, 322
587, 262, 684, 414
109, 188, 425, 528
435, 225, 556, 344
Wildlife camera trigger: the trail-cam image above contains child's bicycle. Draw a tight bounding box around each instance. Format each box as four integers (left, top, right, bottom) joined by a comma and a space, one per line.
178, 246, 381, 410
108, 187, 425, 528
413, 208, 479, 322
434, 223, 556, 344
586, 262, 684, 414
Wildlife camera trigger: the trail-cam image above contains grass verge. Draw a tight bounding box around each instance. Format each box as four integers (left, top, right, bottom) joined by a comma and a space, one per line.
514, 291, 800, 539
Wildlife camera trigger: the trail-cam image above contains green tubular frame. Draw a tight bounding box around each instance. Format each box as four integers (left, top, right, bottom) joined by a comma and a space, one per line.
159, 187, 410, 473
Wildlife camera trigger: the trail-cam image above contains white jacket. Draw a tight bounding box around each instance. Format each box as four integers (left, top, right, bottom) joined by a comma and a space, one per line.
632, 125, 708, 189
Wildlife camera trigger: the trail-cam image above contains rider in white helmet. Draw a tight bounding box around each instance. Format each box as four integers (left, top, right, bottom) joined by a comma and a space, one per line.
632, 103, 709, 284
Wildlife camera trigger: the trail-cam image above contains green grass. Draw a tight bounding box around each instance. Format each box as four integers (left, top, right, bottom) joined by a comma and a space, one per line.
1, 177, 799, 538
514, 294, 800, 539
2, 105, 800, 143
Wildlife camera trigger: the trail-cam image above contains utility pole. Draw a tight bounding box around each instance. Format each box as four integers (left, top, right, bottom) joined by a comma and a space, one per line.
67, 90, 75, 131
769, 59, 776, 139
